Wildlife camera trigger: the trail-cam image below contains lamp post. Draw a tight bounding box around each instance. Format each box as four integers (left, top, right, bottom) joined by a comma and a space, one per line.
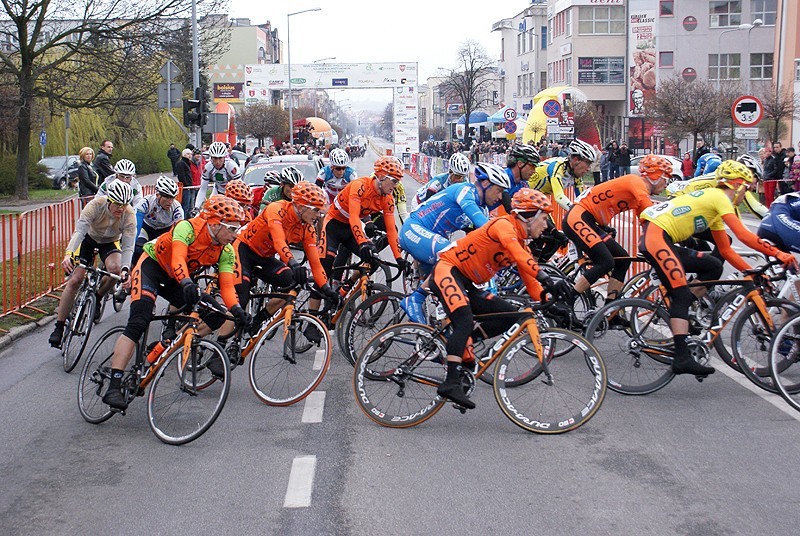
287, 7, 321, 145
715, 20, 763, 91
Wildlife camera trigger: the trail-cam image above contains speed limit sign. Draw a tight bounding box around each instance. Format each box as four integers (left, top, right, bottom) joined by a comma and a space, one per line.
504, 108, 517, 121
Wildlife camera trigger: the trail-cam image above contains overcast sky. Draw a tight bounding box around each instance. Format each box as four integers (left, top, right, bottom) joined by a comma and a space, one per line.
231, 0, 531, 106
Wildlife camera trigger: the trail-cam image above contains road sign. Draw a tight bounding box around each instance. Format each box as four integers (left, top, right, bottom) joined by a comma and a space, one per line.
39, 130, 46, 146
159, 60, 181, 81
158, 82, 183, 109
545, 117, 558, 126
731, 95, 763, 127
202, 113, 228, 134
734, 127, 759, 139
504, 120, 517, 134
503, 108, 517, 121
543, 99, 561, 118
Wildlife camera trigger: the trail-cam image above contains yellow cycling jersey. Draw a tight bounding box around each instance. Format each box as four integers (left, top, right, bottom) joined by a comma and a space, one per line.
393, 181, 409, 219
527, 158, 585, 210
641, 187, 736, 243
666, 175, 767, 219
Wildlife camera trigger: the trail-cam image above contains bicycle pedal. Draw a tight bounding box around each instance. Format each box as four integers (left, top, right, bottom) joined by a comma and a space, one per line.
695, 375, 708, 383
452, 403, 468, 414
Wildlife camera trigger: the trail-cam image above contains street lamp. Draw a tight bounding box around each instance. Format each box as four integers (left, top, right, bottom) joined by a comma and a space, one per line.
287, 7, 321, 145
715, 19, 763, 91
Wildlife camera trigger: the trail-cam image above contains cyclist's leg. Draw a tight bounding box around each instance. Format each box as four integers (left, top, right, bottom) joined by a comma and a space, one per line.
563, 207, 616, 297
50, 237, 96, 345
98, 245, 122, 297
399, 220, 449, 322
674, 245, 723, 300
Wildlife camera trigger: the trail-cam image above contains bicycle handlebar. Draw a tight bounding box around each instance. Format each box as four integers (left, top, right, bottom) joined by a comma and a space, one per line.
77, 263, 122, 281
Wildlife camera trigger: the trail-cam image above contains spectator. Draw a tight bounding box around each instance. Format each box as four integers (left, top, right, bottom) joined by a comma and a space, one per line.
599, 148, 611, 183
617, 143, 634, 175
781, 147, 796, 195
93, 140, 115, 181
190, 149, 203, 211
175, 148, 194, 215
167, 143, 181, 177
76, 146, 100, 199
590, 145, 601, 184
681, 151, 694, 179
608, 141, 620, 178
692, 138, 710, 168
763, 142, 786, 207
788, 150, 800, 191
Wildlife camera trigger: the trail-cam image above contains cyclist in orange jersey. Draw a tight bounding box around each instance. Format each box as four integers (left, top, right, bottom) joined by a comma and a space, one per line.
224, 179, 255, 220
101, 195, 250, 410
561, 154, 671, 307
639, 160, 797, 377
430, 188, 557, 409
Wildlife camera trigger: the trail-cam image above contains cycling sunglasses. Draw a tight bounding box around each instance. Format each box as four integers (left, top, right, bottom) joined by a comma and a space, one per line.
219, 221, 243, 233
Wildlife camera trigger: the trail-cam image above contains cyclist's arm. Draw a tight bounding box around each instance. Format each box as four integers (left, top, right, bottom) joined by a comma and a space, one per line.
65, 199, 101, 256
721, 214, 788, 268
119, 209, 137, 269
194, 178, 210, 209
347, 189, 368, 245
549, 166, 573, 210
743, 191, 768, 219
302, 227, 328, 287
265, 204, 293, 264
457, 189, 489, 228
226, 160, 242, 180
216, 245, 239, 308
382, 195, 403, 258
488, 219, 543, 299
394, 182, 409, 220
315, 168, 326, 188
169, 220, 195, 283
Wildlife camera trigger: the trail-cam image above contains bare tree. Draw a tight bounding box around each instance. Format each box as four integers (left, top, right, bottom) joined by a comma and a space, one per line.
0, 0, 227, 200
573, 101, 602, 144
236, 102, 288, 145
755, 84, 800, 144
439, 40, 497, 145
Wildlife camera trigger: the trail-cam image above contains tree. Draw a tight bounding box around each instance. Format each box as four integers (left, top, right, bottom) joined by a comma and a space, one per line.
0, 0, 227, 200
439, 40, 496, 145
755, 83, 800, 144
572, 101, 602, 144
235, 102, 288, 145
381, 102, 393, 140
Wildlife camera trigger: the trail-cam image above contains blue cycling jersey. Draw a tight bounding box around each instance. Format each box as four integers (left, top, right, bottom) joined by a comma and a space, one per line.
694, 153, 722, 177
409, 182, 488, 237
505, 167, 525, 197
758, 193, 800, 253
414, 172, 450, 205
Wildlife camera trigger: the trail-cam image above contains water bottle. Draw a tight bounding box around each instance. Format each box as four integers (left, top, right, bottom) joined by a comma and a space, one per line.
146, 341, 166, 364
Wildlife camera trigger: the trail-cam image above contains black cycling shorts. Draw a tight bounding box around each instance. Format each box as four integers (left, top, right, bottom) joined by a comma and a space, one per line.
77, 235, 120, 267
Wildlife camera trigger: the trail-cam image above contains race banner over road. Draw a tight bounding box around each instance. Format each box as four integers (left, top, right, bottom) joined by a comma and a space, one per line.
244, 62, 418, 93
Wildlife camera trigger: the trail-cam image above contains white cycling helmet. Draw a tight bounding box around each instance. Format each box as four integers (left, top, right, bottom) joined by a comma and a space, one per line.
280, 166, 303, 185
113, 159, 136, 176
568, 139, 598, 163
448, 153, 471, 176
474, 162, 511, 189
106, 179, 134, 205
208, 141, 228, 158
737, 153, 764, 180
155, 175, 179, 198
329, 148, 350, 167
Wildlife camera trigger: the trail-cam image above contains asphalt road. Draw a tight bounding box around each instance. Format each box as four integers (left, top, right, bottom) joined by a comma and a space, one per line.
1, 141, 799, 535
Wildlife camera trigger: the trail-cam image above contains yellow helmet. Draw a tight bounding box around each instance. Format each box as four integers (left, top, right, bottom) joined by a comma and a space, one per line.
715, 160, 754, 189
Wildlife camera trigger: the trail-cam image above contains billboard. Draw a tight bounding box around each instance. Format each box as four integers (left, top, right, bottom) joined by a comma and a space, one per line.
394, 86, 419, 154
213, 83, 244, 103
628, 2, 657, 117
244, 62, 418, 94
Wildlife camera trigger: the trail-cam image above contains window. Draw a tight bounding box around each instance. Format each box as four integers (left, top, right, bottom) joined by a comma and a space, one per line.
541, 26, 547, 49
548, 18, 553, 44
796, 59, 800, 81
750, 52, 773, 79
577, 57, 625, 84
660, 1, 674, 16
517, 33, 522, 55
566, 58, 572, 85
528, 29, 534, 52
578, 6, 626, 35
709, 1, 741, 28
518, 75, 523, 96
708, 53, 741, 80
566, 8, 572, 37
540, 71, 547, 91
659, 51, 674, 68
752, 0, 777, 26
501, 38, 504, 62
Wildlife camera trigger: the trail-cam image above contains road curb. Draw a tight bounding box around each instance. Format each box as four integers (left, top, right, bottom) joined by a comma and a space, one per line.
0, 314, 56, 350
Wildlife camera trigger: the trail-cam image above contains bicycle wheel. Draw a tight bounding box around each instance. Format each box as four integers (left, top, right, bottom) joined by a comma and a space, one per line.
353, 323, 447, 428
494, 328, 606, 434
341, 290, 405, 366
63, 291, 97, 373
583, 298, 675, 395
249, 312, 331, 406
112, 285, 126, 312
732, 298, 800, 393
78, 326, 129, 424
336, 282, 390, 354
147, 338, 230, 445
769, 313, 800, 411
706, 287, 746, 372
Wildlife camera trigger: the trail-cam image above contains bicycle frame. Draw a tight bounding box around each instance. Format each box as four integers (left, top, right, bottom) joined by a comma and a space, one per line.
137, 313, 201, 391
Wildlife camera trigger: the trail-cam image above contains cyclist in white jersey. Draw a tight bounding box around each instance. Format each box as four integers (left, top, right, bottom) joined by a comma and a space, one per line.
96, 159, 143, 207
194, 141, 242, 210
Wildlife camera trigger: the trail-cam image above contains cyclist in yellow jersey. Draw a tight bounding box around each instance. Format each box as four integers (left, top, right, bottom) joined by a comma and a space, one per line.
639, 160, 796, 377
528, 139, 596, 210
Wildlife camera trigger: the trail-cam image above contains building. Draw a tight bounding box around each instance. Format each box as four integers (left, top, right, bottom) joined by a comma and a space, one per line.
775, 0, 800, 147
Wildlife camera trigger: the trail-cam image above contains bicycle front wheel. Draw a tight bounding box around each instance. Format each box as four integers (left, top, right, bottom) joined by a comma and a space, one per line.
249, 312, 331, 406
494, 328, 607, 434
353, 323, 447, 428
78, 326, 129, 424
147, 339, 230, 445
770, 313, 800, 411
64, 291, 97, 373
340, 290, 405, 366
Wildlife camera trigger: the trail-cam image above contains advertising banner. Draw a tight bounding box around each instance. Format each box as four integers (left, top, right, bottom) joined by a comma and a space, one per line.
393, 86, 419, 154
213, 83, 244, 103
628, 2, 657, 117
244, 62, 418, 94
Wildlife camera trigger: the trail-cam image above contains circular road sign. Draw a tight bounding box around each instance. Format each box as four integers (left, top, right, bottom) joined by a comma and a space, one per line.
543, 99, 561, 118
504, 120, 517, 134
731, 95, 763, 127
504, 108, 517, 121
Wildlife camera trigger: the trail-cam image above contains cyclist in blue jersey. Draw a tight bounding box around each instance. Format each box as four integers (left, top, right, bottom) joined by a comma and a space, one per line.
758, 192, 800, 253
413, 152, 471, 207
694, 149, 722, 177
504, 144, 541, 198
399, 162, 509, 323
316, 147, 358, 204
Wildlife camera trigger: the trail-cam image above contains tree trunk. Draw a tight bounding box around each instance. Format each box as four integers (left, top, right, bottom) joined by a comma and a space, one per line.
14, 68, 34, 201
773, 120, 780, 145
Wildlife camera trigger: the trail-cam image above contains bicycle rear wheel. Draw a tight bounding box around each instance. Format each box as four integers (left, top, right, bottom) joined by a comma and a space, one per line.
493, 328, 606, 434
341, 290, 405, 366
769, 313, 800, 411
64, 291, 97, 373
248, 312, 331, 406
583, 298, 675, 395
336, 282, 390, 353
147, 339, 230, 445
353, 323, 447, 428
78, 326, 129, 424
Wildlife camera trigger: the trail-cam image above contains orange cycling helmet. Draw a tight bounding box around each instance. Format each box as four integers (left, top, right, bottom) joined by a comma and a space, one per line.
638, 154, 673, 182
292, 182, 327, 209
224, 179, 253, 205
511, 188, 553, 215
373, 156, 404, 179
201, 194, 249, 225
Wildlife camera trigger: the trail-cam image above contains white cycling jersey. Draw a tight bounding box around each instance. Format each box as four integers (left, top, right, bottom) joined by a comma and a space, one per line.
194, 158, 242, 209
96, 175, 144, 207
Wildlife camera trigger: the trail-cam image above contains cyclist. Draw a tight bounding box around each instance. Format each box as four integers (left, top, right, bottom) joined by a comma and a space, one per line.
430, 188, 556, 409
639, 160, 797, 377
253, 170, 283, 208
561, 154, 671, 309
390, 155, 410, 222
413, 152, 471, 207
758, 191, 800, 253
223, 178, 255, 220
316, 148, 357, 204
48, 180, 137, 347
528, 139, 596, 210
97, 159, 143, 207
194, 141, 242, 211
399, 162, 509, 323
262, 166, 302, 206
132, 176, 184, 267
504, 144, 541, 197
101, 195, 251, 410
694, 148, 722, 177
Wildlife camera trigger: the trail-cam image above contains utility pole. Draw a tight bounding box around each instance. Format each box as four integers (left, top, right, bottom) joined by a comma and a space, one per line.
191, 0, 201, 148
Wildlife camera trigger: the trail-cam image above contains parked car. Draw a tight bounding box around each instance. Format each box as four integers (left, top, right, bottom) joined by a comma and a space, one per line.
243, 154, 324, 206
230, 150, 248, 165
629, 155, 683, 183
38, 155, 80, 189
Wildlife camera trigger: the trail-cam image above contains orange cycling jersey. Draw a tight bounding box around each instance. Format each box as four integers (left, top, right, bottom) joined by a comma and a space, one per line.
237, 200, 327, 287
327, 176, 402, 258
438, 215, 543, 299
575, 174, 653, 225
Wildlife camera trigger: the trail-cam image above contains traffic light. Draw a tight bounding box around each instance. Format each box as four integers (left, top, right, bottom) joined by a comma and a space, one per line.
183, 97, 201, 127
197, 87, 210, 127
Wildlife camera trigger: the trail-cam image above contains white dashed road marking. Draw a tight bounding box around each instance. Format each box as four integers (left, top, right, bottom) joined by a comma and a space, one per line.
284, 455, 317, 508
301, 391, 326, 423
313, 348, 326, 371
